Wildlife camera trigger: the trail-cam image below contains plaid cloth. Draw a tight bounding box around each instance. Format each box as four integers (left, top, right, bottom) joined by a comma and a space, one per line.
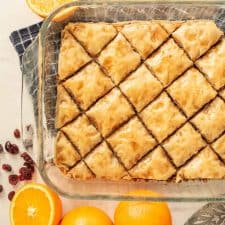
9, 22, 42, 63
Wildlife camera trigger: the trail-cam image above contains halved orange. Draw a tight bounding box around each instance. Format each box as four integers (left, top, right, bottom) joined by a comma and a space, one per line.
10, 183, 62, 225
26, 0, 77, 21
114, 190, 172, 225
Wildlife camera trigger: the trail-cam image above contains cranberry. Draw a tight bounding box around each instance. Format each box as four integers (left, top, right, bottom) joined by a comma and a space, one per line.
5, 141, 12, 151
0, 144, 3, 153
5, 142, 19, 154
10, 144, 19, 154
19, 167, 32, 180
13, 129, 20, 138
19, 175, 25, 181
8, 174, 19, 185
23, 162, 35, 172
8, 191, 15, 201
0, 185, 3, 193
2, 164, 12, 172
21, 152, 33, 164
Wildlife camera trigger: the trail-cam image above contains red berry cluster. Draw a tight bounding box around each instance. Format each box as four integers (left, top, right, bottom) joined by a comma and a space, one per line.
0, 128, 35, 201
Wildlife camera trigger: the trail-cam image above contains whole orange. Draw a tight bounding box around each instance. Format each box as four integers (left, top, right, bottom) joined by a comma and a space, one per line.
60, 206, 114, 225
114, 190, 172, 225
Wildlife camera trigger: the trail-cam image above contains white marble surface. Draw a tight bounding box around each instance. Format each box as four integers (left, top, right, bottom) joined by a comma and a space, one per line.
0, 1, 205, 224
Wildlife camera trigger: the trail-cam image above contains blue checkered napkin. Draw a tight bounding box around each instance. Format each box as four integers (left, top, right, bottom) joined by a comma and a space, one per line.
9, 22, 43, 63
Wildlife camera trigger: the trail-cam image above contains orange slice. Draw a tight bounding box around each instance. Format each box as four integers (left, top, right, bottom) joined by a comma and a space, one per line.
26, 0, 77, 21
10, 183, 62, 225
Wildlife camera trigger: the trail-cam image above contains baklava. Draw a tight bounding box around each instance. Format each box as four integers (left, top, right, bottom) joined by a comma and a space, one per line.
55, 20, 225, 182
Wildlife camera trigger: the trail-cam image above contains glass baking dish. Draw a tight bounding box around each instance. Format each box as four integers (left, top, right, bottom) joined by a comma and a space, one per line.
21, 0, 225, 201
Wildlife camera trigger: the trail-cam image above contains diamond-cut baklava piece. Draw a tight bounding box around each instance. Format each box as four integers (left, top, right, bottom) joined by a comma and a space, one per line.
62, 115, 102, 156
212, 134, 225, 162
196, 39, 225, 90
55, 132, 81, 169
58, 30, 91, 80
63, 62, 114, 110
130, 146, 176, 180
87, 88, 134, 137
145, 39, 193, 86
98, 33, 141, 84
141, 93, 186, 142
173, 20, 223, 60
121, 22, 168, 59
176, 147, 225, 182
107, 117, 157, 169
66, 22, 117, 56
163, 123, 206, 167
192, 98, 225, 142
168, 68, 217, 117
157, 20, 183, 34
68, 161, 94, 180
85, 142, 127, 180
55, 85, 80, 128
120, 65, 163, 111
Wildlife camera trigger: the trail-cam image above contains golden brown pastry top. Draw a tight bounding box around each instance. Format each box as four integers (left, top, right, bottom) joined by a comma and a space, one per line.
62, 115, 102, 156
56, 20, 225, 182
130, 146, 176, 181
87, 88, 134, 137
65, 23, 117, 56
58, 30, 91, 80
98, 33, 141, 84
55, 85, 80, 128
168, 68, 217, 117
120, 64, 162, 111
141, 93, 186, 142
192, 98, 225, 142
145, 38, 193, 86
176, 147, 225, 182
196, 39, 225, 90
55, 132, 81, 168
173, 20, 223, 60
63, 62, 114, 110
85, 142, 127, 180
121, 22, 168, 59
107, 117, 157, 169
163, 123, 206, 167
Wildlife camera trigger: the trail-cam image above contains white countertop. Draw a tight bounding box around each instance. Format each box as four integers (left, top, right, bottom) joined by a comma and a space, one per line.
0, 1, 205, 224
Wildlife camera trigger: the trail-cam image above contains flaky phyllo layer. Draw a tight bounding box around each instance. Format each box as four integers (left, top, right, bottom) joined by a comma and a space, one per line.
55, 20, 225, 182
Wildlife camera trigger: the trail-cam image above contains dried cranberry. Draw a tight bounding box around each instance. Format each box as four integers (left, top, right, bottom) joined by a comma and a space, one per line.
8, 174, 19, 185
21, 152, 33, 163
23, 162, 35, 172
0, 144, 3, 153
10, 144, 19, 154
0, 185, 3, 193
5, 142, 19, 154
19, 175, 25, 181
13, 129, 20, 138
8, 191, 15, 201
19, 167, 32, 180
5, 141, 12, 151
2, 164, 12, 172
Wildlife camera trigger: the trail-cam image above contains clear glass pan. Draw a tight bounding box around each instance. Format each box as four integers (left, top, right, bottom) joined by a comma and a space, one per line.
22, 0, 225, 201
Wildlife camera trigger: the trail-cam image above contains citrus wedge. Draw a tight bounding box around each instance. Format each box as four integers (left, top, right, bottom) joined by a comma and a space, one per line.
26, 0, 77, 21
10, 183, 62, 225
